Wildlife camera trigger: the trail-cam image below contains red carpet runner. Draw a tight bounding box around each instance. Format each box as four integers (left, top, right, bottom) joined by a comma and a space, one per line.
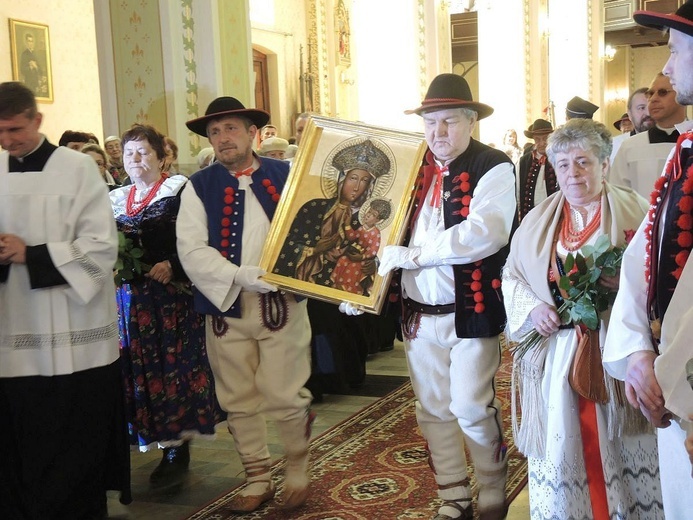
187, 356, 526, 519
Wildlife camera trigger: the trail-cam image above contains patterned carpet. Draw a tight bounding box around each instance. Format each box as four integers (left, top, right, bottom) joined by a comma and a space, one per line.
187, 355, 526, 519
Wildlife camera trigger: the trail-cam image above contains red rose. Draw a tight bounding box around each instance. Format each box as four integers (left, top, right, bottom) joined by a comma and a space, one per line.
623, 229, 635, 244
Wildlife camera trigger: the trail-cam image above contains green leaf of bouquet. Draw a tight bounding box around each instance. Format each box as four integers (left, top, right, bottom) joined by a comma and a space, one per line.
580, 244, 595, 259
559, 276, 572, 291
575, 254, 587, 272
564, 254, 575, 272
593, 234, 611, 255
130, 248, 144, 259
589, 269, 601, 283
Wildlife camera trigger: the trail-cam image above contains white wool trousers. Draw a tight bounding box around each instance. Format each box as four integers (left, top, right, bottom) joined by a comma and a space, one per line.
404, 312, 506, 488
204, 292, 312, 465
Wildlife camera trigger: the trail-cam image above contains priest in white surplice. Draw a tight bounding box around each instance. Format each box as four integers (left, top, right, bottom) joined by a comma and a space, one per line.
0, 82, 129, 517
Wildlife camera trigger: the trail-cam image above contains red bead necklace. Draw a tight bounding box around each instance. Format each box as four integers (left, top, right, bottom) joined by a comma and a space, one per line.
559, 200, 601, 252
125, 174, 168, 217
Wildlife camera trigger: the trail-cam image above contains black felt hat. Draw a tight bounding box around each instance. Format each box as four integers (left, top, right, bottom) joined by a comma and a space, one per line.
613, 113, 630, 131
186, 97, 270, 137
634, 0, 693, 37
404, 73, 494, 120
566, 96, 599, 119
523, 119, 554, 139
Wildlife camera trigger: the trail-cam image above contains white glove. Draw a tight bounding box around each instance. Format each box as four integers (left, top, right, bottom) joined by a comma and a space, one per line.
339, 301, 364, 316
377, 245, 422, 276
234, 266, 277, 293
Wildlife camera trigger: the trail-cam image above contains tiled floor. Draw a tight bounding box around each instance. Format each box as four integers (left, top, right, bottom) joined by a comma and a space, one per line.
107, 341, 529, 519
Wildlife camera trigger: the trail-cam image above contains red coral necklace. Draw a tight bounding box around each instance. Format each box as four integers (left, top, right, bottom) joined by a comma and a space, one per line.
126, 174, 168, 217
559, 200, 601, 252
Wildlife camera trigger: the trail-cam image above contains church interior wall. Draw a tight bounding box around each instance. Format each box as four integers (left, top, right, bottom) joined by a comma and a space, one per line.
0, 0, 104, 145
0, 0, 683, 165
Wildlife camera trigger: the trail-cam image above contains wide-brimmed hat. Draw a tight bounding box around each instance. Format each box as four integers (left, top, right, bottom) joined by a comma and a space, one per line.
634, 0, 693, 37
404, 73, 494, 120
186, 97, 270, 137
523, 119, 554, 138
613, 113, 631, 131
566, 96, 599, 119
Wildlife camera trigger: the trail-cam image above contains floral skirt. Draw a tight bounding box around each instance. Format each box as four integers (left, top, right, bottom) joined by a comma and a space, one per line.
116, 281, 225, 449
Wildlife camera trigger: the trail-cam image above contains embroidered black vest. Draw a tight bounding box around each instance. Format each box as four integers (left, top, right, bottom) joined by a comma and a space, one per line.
655, 144, 693, 320
189, 157, 288, 317
517, 150, 558, 222
412, 140, 513, 338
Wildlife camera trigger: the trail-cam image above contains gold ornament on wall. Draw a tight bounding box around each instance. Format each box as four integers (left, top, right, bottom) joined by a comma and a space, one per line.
335, 0, 351, 66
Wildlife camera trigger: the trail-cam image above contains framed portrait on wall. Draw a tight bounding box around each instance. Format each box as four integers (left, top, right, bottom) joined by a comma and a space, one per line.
259, 116, 427, 314
9, 19, 54, 103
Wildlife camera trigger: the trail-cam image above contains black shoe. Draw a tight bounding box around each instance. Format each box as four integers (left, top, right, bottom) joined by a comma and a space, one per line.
149, 441, 190, 488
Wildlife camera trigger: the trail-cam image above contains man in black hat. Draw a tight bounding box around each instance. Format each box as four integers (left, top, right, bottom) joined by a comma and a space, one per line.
177, 97, 314, 512
603, 2, 693, 517
565, 96, 599, 120
378, 73, 516, 520
516, 118, 557, 222
610, 72, 686, 197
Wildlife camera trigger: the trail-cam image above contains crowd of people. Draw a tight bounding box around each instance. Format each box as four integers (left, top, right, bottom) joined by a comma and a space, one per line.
1, 2, 693, 519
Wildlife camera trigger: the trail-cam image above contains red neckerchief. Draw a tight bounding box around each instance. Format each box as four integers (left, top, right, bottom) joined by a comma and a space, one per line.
430, 164, 448, 208
233, 166, 254, 177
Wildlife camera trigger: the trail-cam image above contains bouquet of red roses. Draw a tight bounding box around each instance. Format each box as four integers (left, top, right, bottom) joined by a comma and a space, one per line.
512, 234, 625, 360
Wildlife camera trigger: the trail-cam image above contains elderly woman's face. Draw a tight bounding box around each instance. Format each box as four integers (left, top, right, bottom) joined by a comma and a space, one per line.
105, 140, 122, 161
340, 168, 372, 204
554, 147, 607, 206
123, 138, 162, 182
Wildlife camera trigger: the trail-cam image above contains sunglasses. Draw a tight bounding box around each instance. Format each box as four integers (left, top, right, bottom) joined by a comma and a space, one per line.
645, 88, 675, 99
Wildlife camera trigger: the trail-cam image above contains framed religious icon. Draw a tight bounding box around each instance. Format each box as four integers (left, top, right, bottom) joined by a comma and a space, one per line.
9, 19, 54, 103
259, 115, 427, 314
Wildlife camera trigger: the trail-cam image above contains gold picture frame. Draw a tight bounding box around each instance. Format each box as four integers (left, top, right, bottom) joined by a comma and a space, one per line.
259, 116, 427, 314
9, 19, 53, 103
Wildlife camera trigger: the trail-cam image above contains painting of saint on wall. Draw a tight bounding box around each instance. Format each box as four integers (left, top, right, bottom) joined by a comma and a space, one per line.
9, 19, 53, 103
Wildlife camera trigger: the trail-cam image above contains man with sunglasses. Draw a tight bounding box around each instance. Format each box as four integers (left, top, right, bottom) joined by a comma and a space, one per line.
610, 72, 686, 197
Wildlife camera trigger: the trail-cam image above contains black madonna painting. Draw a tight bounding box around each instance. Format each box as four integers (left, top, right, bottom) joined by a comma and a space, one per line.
260, 116, 427, 314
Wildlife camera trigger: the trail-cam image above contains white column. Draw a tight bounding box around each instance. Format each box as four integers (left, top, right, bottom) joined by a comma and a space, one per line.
476, 0, 532, 146
547, 0, 604, 125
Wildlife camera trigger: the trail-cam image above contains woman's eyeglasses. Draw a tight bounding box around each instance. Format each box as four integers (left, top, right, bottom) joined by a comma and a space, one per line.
645, 88, 675, 99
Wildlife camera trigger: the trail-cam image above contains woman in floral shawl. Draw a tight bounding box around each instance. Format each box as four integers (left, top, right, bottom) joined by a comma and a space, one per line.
501, 119, 662, 519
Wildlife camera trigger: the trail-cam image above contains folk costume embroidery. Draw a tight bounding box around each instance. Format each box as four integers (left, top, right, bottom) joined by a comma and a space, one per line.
645, 131, 693, 335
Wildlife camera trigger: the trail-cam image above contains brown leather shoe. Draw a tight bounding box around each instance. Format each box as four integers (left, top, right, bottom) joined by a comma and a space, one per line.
227, 484, 276, 513
277, 483, 310, 510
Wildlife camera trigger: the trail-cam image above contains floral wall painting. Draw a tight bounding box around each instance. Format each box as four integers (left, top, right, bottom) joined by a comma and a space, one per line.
260, 116, 427, 314
9, 19, 53, 103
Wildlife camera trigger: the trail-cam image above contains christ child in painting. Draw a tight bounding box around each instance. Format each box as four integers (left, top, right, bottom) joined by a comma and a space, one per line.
331, 198, 392, 296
